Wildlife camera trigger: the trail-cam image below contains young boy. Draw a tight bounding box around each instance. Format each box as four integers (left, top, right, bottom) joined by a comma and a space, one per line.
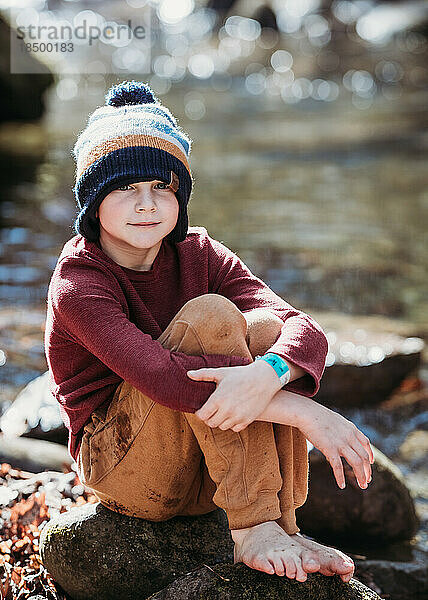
44, 80, 374, 585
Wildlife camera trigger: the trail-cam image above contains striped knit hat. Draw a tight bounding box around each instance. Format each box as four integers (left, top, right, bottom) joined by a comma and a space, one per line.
72, 80, 193, 243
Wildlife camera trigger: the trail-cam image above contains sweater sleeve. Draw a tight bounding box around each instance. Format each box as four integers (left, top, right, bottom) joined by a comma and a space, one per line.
206, 231, 329, 397
51, 257, 252, 414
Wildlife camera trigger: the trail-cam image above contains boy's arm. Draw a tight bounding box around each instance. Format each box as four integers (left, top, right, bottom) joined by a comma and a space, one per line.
206, 230, 329, 397
256, 388, 374, 491
255, 388, 308, 426
50, 258, 252, 414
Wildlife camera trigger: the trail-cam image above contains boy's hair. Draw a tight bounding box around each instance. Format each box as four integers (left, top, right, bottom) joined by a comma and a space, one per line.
72, 80, 194, 243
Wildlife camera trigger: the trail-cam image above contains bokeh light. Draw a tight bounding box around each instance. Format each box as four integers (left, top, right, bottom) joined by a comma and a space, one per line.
224, 16, 261, 42
158, 0, 194, 25
187, 53, 215, 79
270, 49, 293, 72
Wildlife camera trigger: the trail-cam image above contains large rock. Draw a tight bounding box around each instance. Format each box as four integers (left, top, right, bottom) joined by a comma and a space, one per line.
0, 371, 67, 445
297, 445, 419, 543
3, 314, 424, 447
39, 502, 235, 600
0, 433, 71, 473
148, 563, 381, 599
39, 501, 379, 600
398, 430, 428, 470
336, 385, 428, 461
355, 551, 428, 600
313, 311, 425, 407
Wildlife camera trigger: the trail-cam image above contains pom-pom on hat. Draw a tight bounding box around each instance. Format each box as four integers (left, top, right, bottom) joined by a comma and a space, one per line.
72, 80, 193, 243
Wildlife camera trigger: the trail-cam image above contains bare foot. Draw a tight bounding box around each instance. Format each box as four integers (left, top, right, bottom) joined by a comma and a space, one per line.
231, 521, 321, 582
289, 532, 355, 583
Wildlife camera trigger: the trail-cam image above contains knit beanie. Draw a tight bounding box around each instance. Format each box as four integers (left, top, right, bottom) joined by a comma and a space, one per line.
72, 80, 193, 243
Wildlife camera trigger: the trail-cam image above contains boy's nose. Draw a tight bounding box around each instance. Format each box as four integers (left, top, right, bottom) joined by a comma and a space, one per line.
135, 191, 156, 210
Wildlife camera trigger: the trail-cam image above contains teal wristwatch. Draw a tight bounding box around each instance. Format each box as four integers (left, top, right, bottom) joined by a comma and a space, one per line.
255, 352, 291, 387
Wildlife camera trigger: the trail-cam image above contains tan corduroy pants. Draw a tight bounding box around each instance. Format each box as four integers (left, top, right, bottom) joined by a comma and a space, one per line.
76, 293, 309, 532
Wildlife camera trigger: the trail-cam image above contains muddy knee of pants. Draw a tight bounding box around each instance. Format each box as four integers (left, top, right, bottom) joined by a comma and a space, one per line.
77, 382, 218, 520
157, 293, 252, 359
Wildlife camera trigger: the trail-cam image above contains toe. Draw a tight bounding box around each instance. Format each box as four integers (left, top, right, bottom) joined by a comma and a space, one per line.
294, 560, 308, 582
283, 557, 297, 580
320, 548, 354, 575
301, 551, 320, 573
341, 571, 353, 583
253, 557, 275, 575
335, 555, 355, 574
269, 554, 285, 577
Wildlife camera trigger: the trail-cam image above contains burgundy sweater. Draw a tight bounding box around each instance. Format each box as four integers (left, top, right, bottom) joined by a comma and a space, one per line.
44, 226, 328, 461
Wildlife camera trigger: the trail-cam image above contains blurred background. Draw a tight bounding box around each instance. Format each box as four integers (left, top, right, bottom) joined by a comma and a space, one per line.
0, 1, 427, 596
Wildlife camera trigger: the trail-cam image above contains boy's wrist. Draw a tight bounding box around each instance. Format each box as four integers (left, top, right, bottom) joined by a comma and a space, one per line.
251, 356, 285, 393
254, 352, 291, 387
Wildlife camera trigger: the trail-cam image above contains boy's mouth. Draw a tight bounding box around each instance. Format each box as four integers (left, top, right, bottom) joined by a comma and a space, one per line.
129, 222, 160, 227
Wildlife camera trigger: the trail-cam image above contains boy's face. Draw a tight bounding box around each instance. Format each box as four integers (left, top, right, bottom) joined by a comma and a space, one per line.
95, 179, 179, 250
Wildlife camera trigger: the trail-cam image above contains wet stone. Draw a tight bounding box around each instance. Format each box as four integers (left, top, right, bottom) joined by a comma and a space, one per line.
0, 371, 67, 445
38, 502, 382, 600
297, 445, 419, 544
312, 312, 425, 407
39, 502, 235, 600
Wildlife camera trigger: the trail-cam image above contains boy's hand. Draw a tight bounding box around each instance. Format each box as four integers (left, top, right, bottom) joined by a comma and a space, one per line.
294, 399, 374, 490
187, 360, 284, 432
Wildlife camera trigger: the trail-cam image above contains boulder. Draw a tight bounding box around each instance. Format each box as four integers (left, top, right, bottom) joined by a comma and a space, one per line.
0, 433, 71, 473
0, 371, 67, 445
3, 313, 424, 449
355, 551, 428, 600
148, 563, 381, 600
39, 502, 235, 600
39, 500, 380, 600
312, 311, 425, 407
297, 445, 419, 543
0, 14, 53, 122
0, 433, 73, 473
336, 385, 428, 460
398, 430, 428, 470
0, 14, 53, 183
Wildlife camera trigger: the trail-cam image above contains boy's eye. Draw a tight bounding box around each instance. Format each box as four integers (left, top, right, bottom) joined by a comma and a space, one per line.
115, 182, 169, 191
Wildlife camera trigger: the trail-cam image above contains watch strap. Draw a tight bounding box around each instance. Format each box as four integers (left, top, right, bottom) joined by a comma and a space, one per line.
255, 352, 291, 386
